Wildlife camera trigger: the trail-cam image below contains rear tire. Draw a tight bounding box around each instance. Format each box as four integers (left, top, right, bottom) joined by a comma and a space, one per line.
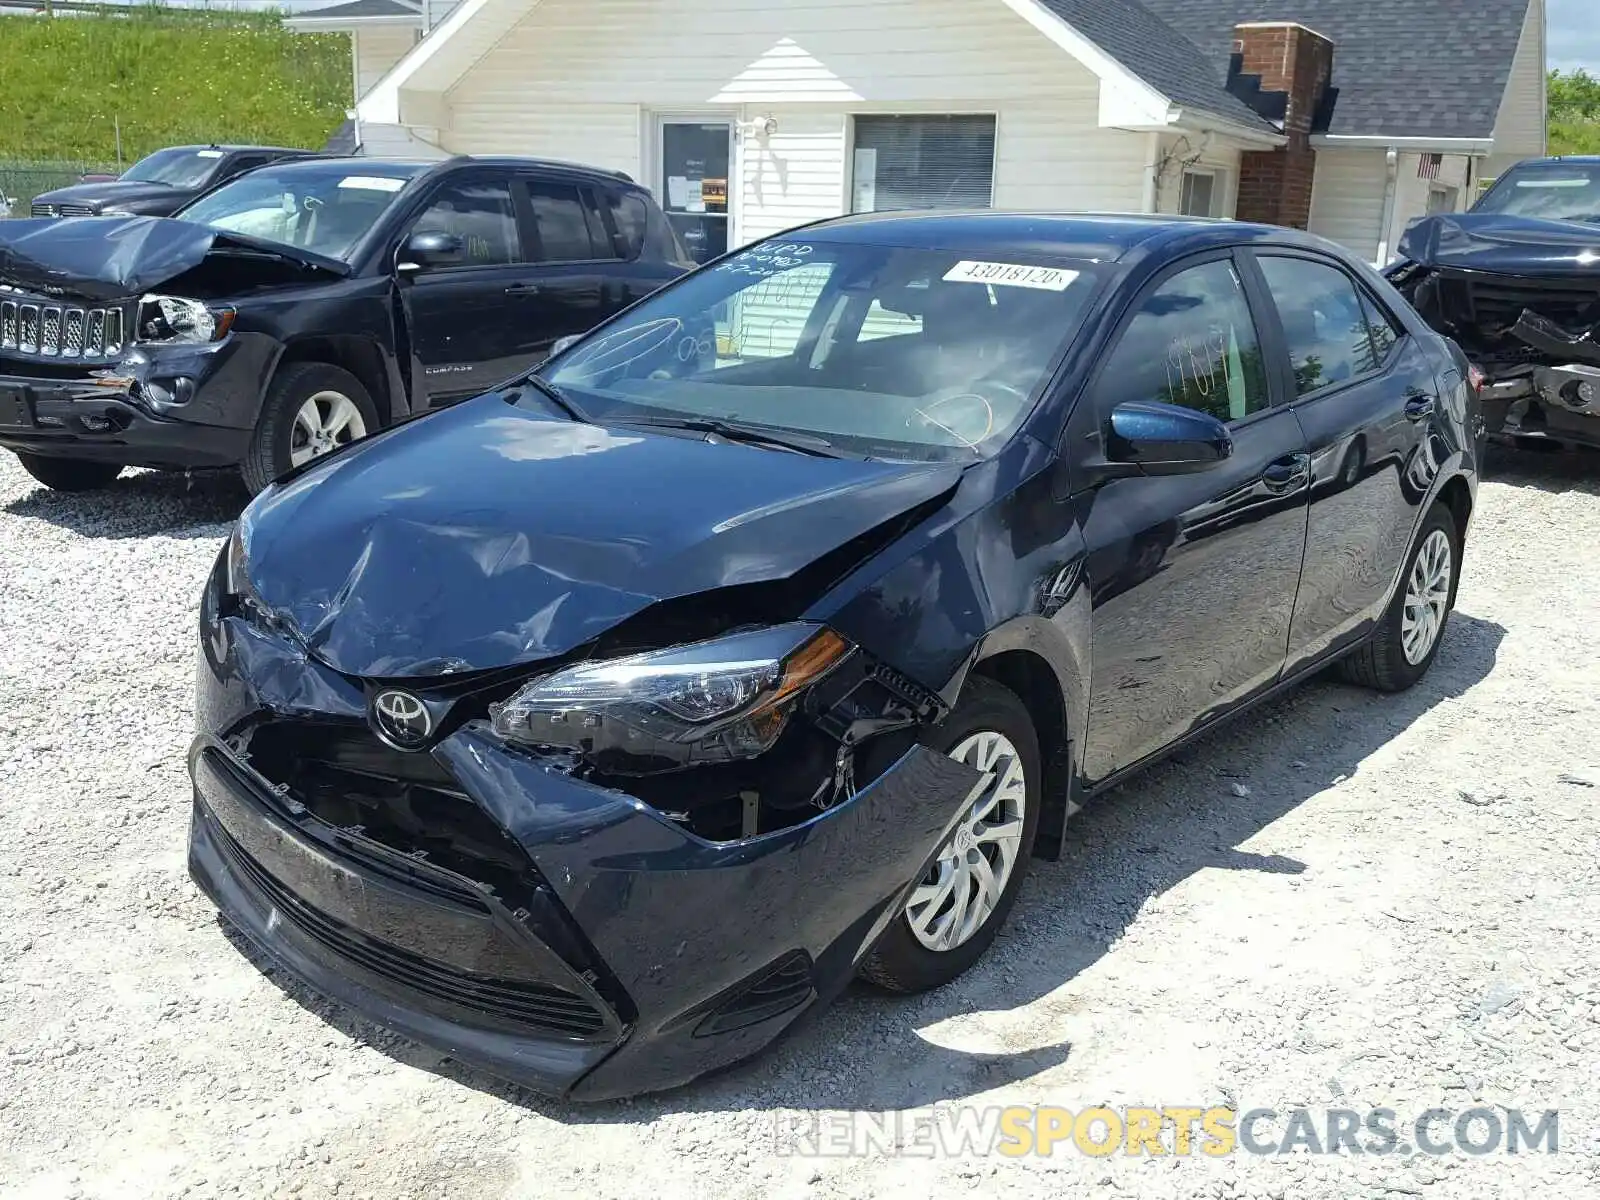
1338, 502, 1459, 692
14, 453, 122, 492
241, 362, 377, 496
859, 676, 1041, 994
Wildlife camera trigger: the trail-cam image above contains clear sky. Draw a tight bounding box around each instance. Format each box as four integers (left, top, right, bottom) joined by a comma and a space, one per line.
1548, 0, 1599, 74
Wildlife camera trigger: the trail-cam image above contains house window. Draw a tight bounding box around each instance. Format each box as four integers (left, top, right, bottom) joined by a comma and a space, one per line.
1180, 170, 1218, 217
1427, 185, 1460, 215
850, 115, 996, 213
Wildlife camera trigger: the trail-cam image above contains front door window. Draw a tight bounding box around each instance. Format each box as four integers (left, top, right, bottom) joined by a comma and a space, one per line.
660, 120, 731, 264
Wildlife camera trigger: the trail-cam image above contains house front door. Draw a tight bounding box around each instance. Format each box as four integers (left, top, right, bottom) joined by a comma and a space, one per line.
659, 119, 733, 264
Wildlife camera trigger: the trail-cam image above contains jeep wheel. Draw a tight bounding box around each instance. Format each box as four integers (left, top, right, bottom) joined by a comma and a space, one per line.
241, 362, 378, 495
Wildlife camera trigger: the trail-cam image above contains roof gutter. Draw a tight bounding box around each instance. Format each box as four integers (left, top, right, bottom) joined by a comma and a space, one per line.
1313, 134, 1495, 154
1168, 108, 1286, 149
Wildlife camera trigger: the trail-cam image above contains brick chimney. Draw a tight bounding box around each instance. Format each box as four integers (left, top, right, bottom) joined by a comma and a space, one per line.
1231, 22, 1335, 230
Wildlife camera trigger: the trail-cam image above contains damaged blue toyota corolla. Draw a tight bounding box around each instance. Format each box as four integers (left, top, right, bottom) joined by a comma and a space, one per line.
190, 212, 1481, 1100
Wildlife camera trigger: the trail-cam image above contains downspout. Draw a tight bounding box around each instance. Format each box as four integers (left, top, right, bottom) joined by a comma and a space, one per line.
349, 32, 362, 153
1375, 145, 1399, 266
1142, 132, 1162, 213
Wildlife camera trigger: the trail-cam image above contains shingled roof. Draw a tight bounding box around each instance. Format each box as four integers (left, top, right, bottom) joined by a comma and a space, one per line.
1137, 0, 1532, 139
1035, 0, 1276, 131
289, 0, 421, 21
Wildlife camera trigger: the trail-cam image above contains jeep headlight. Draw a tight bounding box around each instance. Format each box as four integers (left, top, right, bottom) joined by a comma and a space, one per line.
136, 294, 236, 345
491, 624, 852, 768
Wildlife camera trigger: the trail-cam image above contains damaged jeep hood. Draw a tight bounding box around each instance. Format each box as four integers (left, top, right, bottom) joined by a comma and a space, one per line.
238, 395, 963, 679
1399, 212, 1600, 275
0, 215, 348, 301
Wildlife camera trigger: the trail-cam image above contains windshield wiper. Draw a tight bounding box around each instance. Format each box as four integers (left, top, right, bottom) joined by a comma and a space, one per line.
518, 374, 589, 423
613, 414, 849, 458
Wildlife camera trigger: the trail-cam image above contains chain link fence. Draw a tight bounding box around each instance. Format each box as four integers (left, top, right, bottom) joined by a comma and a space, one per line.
0, 160, 121, 217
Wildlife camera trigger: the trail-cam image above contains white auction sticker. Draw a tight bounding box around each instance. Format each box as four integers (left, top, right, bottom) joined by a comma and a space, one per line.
338, 175, 407, 192
942, 260, 1079, 290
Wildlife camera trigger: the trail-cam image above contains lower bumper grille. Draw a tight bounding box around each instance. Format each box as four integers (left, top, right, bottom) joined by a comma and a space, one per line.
213, 819, 608, 1038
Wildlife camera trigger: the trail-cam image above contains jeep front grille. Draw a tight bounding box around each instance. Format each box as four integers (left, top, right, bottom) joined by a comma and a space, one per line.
0, 296, 124, 359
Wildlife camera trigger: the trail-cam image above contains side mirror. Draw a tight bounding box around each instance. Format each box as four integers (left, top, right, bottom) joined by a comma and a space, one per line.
1104, 400, 1232, 476
398, 230, 465, 272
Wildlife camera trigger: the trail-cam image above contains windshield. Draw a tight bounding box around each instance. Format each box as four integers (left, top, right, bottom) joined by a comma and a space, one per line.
538, 239, 1100, 461
1474, 162, 1600, 223
122, 148, 225, 188
177, 162, 423, 261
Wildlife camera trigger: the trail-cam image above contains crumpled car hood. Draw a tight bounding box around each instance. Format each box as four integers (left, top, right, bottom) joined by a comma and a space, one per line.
1399, 212, 1600, 275
0, 215, 348, 301
238, 395, 963, 679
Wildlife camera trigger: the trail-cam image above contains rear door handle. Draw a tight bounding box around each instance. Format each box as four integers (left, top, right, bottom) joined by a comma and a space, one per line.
1261, 452, 1310, 494
504, 282, 541, 297
1404, 393, 1437, 421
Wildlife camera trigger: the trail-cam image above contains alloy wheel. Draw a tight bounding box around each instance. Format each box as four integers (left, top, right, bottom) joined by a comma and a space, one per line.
290, 390, 367, 467
906, 730, 1028, 952
1401, 528, 1453, 664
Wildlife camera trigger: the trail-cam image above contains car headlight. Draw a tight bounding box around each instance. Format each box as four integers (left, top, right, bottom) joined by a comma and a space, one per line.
491, 623, 853, 768
98, 207, 137, 217
136, 294, 236, 345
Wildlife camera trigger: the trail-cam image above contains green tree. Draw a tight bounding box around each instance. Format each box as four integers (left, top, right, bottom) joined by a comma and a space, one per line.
1549, 68, 1600, 156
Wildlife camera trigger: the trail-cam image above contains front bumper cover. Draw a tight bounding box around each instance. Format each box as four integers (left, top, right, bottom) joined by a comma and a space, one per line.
0, 333, 277, 469
189, 609, 985, 1100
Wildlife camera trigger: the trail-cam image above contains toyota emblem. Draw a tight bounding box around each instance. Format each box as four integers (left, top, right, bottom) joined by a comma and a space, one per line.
371, 689, 433, 750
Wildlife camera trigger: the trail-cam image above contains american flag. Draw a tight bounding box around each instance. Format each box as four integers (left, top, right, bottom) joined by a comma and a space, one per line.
1418, 153, 1443, 179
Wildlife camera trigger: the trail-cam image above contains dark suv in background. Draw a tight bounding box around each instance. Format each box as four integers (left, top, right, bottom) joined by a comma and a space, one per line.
0, 155, 690, 493
29, 145, 311, 219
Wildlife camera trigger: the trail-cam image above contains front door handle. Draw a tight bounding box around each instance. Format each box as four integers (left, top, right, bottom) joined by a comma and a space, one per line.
504, 282, 541, 297
1261, 452, 1310, 493
1404, 393, 1437, 421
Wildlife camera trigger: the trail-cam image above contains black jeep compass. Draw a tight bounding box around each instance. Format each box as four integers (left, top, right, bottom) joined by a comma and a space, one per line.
0, 156, 689, 493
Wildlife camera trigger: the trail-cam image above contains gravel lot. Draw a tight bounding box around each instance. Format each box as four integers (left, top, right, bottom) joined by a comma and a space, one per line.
1, 447, 1598, 1200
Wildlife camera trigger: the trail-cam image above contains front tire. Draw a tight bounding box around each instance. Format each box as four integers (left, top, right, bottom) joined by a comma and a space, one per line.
14, 453, 122, 492
860, 676, 1041, 993
241, 362, 377, 495
1339, 502, 1459, 691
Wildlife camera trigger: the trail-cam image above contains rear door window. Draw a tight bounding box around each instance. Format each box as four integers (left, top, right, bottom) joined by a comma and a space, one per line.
523, 179, 605, 262
605, 190, 649, 260
1256, 255, 1382, 396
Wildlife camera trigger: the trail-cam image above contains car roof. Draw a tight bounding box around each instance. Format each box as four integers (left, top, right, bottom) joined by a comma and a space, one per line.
798, 210, 1299, 264
1506, 156, 1600, 166
162, 144, 310, 155
269, 154, 637, 185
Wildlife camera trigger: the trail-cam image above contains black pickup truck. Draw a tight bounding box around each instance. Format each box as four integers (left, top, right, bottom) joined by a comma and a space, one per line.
0, 155, 690, 493
28, 145, 311, 219
1389, 156, 1600, 453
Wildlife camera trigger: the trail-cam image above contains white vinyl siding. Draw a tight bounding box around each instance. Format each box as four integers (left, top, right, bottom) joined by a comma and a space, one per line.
1486, 0, 1547, 180
739, 109, 847, 244
443, 0, 1151, 242
354, 27, 419, 99
1309, 149, 1390, 263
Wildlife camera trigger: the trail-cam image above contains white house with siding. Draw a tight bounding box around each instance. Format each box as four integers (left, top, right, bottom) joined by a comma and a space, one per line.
288, 0, 1547, 265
